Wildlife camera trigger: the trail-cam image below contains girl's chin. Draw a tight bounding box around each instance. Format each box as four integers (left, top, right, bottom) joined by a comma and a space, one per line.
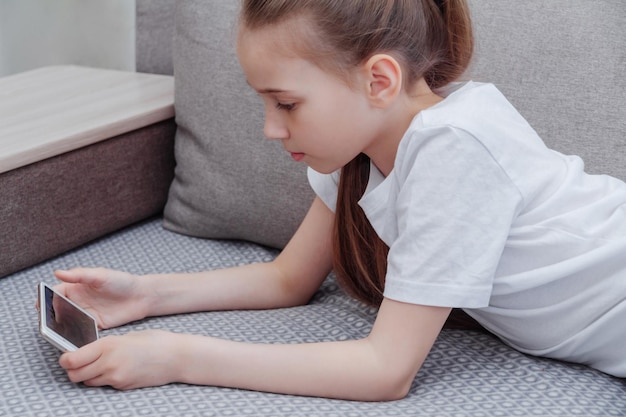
306, 160, 344, 175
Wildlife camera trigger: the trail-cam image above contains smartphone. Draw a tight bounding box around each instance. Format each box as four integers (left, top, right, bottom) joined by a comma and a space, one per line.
38, 282, 99, 352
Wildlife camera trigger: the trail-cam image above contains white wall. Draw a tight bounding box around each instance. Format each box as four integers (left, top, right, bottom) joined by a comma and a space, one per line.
0, 0, 135, 77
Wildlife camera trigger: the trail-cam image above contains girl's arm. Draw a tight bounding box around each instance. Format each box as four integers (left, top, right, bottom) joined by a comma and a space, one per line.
175, 299, 451, 401
62, 298, 450, 401
60, 195, 450, 400
140, 196, 334, 315
54, 197, 334, 328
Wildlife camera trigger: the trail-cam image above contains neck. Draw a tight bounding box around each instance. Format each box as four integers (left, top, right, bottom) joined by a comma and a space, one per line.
366, 78, 443, 176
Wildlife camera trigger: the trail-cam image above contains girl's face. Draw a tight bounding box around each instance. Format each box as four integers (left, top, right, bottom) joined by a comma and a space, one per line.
237, 23, 385, 174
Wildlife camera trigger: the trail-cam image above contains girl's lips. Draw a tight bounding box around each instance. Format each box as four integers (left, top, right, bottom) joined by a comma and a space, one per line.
290, 152, 305, 162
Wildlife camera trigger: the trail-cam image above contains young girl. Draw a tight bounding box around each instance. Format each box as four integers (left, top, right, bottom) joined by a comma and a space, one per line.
52, 0, 625, 400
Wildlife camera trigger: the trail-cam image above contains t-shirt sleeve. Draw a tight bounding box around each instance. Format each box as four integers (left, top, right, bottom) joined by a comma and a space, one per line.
382, 126, 524, 308
307, 167, 340, 212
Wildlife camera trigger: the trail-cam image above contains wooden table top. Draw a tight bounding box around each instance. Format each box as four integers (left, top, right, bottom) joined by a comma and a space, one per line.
0, 65, 175, 174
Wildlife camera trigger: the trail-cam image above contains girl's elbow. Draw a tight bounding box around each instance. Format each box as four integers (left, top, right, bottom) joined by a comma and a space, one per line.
365, 367, 416, 402
360, 380, 411, 402
379, 375, 413, 401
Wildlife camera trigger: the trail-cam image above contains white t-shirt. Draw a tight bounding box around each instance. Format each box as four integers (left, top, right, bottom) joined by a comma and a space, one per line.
308, 82, 626, 377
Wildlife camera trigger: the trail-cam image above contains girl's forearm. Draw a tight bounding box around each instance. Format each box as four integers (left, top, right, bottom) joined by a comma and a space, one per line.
137, 198, 334, 319
61, 299, 444, 398
137, 262, 315, 318
166, 300, 449, 401
172, 334, 413, 402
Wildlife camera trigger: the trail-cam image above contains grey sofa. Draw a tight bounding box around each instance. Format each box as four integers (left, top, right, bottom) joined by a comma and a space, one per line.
1, 1, 624, 416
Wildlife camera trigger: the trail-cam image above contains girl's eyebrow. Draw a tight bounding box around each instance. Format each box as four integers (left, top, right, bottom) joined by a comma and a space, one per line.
246, 80, 292, 94
260, 88, 287, 94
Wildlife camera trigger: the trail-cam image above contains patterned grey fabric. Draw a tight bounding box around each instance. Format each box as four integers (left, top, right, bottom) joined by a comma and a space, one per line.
1, 219, 624, 416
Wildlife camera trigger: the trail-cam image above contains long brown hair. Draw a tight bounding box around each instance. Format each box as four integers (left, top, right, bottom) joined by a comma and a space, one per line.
240, 0, 474, 306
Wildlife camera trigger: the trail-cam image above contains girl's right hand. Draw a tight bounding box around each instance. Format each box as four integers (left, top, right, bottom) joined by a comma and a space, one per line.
53, 268, 151, 330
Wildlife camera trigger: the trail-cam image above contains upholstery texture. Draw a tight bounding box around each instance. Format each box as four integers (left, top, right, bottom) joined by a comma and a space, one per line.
1, 218, 624, 417
162, 0, 314, 249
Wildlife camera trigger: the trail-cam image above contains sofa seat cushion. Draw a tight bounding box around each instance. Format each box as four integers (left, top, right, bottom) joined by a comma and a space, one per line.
2, 217, 624, 417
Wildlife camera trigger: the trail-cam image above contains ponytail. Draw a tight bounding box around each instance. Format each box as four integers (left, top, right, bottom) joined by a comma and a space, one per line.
425, 0, 474, 89
333, 154, 388, 306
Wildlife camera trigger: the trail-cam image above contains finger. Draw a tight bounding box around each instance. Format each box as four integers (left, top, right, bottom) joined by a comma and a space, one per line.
54, 268, 106, 286
53, 269, 84, 284
61, 348, 106, 385
59, 341, 103, 371
67, 367, 106, 385
81, 374, 110, 388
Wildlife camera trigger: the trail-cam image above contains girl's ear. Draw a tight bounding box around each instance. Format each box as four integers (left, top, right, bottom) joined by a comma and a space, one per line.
362, 54, 403, 108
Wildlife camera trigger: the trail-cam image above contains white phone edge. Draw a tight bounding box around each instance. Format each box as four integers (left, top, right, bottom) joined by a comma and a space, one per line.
37, 282, 99, 352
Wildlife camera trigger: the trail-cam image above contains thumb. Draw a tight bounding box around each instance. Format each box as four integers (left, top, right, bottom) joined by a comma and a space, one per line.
59, 339, 103, 371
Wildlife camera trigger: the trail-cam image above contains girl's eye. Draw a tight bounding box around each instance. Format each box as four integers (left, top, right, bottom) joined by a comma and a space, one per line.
276, 102, 296, 112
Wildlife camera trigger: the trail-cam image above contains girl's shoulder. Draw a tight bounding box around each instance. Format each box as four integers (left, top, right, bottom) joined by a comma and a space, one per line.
400, 81, 550, 170
426, 81, 521, 129
394, 81, 568, 209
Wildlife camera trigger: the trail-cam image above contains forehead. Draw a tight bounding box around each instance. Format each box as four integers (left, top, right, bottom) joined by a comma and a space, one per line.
236, 21, 326, 89
238, 28, 307, 81
237, 16, 310, 61
237, 19, 357, 91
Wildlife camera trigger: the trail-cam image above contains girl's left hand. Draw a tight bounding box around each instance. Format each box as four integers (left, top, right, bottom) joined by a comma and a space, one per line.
59, 330, 180, 390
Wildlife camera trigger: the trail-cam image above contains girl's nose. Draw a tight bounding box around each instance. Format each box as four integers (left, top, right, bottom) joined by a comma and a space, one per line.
263, 109, 289, 141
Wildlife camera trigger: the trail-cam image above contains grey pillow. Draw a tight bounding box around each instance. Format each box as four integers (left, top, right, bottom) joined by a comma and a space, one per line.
163, 0, 314, 248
